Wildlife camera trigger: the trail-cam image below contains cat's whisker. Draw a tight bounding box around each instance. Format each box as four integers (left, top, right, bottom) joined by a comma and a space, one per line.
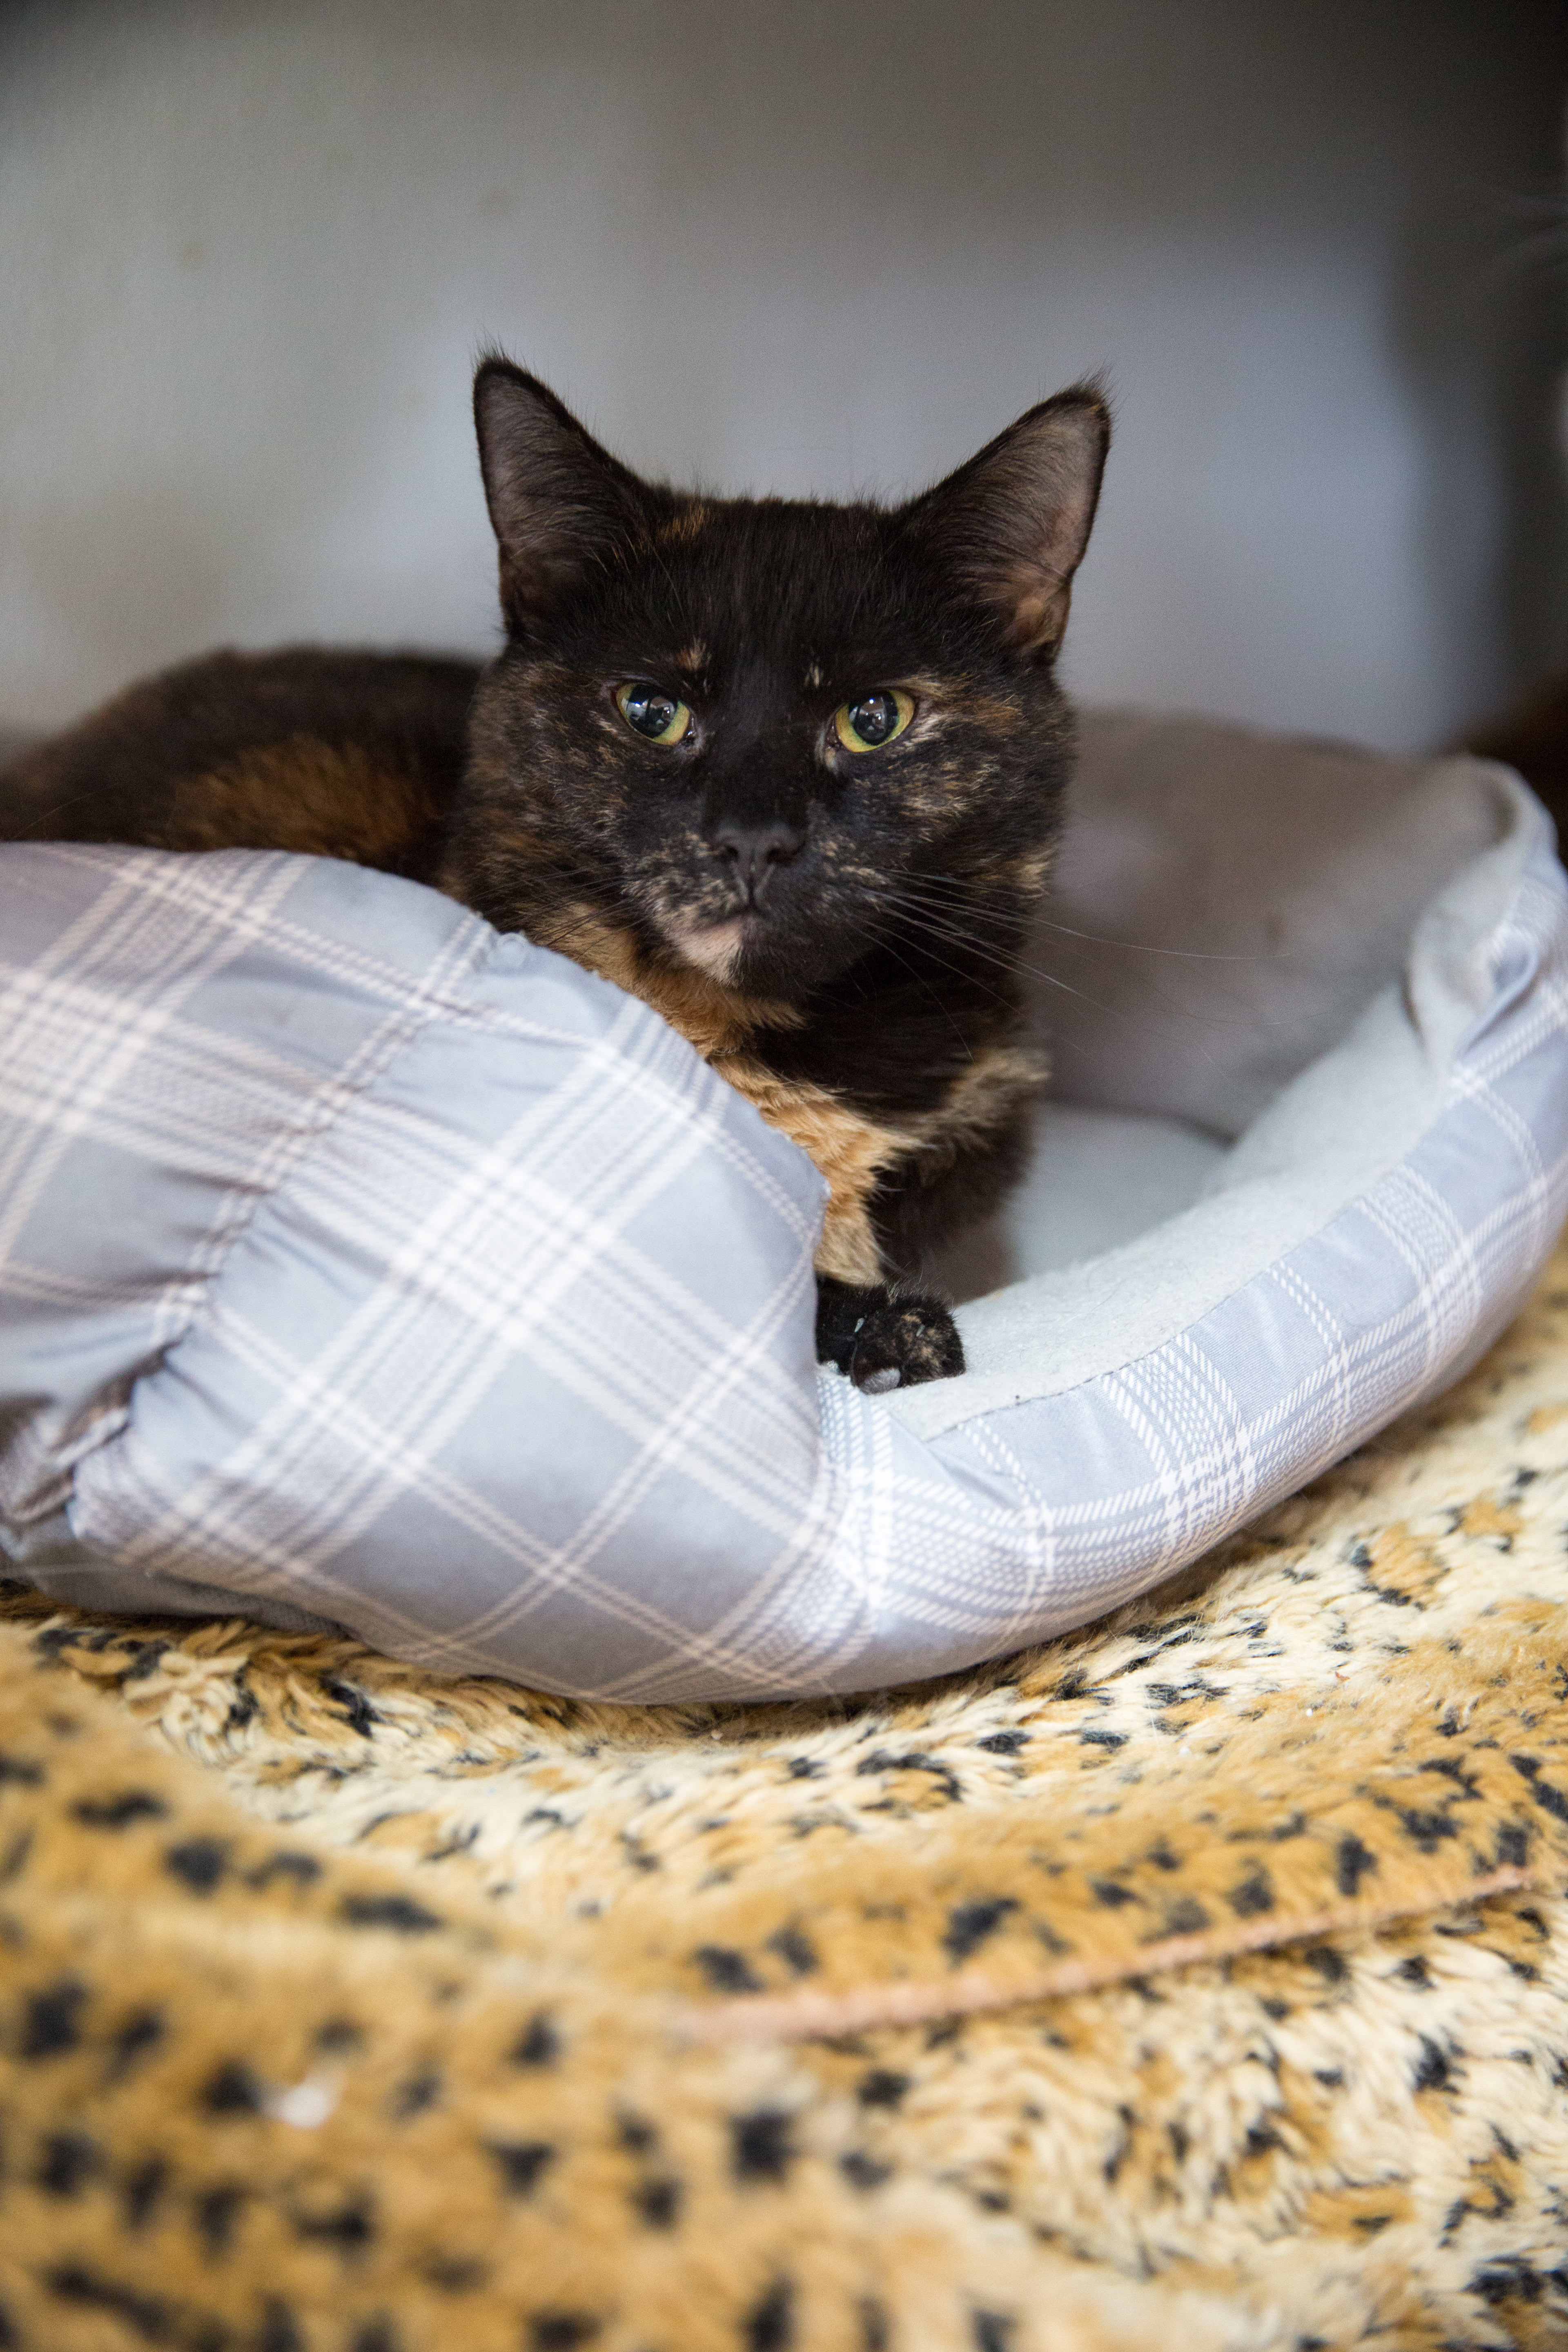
867, 893, 1159, 1022
0, 786, 136, 837
865, 912, 1052, 1010
867, 893, 1028, 960
876, 935, 977, 1062
879, 893, 1274, 1039
1032, 917, 1261, 963
884, 873, 1260, 964
874, 927, 1015, 1014
884, 901, 1270, 1033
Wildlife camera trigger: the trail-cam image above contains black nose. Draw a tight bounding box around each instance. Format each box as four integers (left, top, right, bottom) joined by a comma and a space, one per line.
708, 818, 806, 905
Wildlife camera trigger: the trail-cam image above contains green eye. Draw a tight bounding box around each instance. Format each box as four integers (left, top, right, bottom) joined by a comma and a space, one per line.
615, 683, 692, 745
833, 688, 914, 752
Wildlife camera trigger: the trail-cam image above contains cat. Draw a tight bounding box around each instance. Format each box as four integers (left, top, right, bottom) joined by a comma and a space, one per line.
0, 356, 1110, 1391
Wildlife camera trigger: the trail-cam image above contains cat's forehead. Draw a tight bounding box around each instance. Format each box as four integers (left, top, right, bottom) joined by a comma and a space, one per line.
624, 493, 922, 677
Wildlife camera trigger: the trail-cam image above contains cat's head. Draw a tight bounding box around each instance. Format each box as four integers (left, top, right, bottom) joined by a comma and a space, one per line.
453, 355, 1109, 1003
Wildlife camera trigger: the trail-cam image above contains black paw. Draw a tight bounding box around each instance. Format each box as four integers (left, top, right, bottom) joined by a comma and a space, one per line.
814, 1276, 966, 1393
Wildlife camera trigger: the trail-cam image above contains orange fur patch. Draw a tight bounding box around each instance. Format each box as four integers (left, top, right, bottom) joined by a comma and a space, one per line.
164, 739, 438, 866
530, 903, 1042, 1284
527, 906, 906, 1278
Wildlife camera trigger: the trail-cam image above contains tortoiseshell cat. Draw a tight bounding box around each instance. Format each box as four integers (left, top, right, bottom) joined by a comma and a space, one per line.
1, 357, 1109, 1390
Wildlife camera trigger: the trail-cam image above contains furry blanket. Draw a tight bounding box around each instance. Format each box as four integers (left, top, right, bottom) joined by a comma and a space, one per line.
5, 1242, 1568, 2350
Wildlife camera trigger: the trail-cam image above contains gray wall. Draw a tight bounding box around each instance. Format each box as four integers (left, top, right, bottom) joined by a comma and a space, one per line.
2, 0, 1565, 749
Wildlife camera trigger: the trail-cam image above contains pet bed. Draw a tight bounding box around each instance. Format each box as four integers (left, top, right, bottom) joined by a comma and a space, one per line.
0, 712, 1565, 1702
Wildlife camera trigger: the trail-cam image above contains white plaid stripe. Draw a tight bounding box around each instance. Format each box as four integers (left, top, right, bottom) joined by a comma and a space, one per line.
4, 816, 1568, 1703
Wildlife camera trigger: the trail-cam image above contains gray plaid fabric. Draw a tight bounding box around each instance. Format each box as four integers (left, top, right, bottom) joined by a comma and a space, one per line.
2, 826, 1566, 1702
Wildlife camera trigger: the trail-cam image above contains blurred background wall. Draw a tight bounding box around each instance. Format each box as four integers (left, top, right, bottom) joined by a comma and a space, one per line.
1, 0, 1564, 751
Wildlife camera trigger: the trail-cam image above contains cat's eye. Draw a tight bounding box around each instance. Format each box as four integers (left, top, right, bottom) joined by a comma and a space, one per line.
833, 688, 914, 752
615, 683, 693, 746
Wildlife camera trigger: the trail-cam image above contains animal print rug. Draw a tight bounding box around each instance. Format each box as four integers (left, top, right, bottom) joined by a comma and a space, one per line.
6, 1247, 1568, 2350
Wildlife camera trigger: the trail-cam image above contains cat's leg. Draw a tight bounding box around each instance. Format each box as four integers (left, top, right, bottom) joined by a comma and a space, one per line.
814, 1274, 965, 1393
807, 1158, 967, 1391
813, 1094, 1037, 1390
713, 1073, 964, 1388
706, 1057, 1026, 1390
874, 1091, 1037, 1270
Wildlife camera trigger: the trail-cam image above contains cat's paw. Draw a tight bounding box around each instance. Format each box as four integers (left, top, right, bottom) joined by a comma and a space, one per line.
814, 1276, 966, 1392
849, 1293, 967, 1392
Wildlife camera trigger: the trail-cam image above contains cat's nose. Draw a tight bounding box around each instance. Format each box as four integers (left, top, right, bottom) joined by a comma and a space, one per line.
708, 818, 806, 906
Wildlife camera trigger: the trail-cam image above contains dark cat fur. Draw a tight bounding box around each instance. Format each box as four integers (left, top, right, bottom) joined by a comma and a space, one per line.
1, 358, 1109, 1390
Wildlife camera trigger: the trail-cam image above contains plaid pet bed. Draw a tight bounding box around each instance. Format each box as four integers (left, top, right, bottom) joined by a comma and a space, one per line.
1, 811, 1564, 1701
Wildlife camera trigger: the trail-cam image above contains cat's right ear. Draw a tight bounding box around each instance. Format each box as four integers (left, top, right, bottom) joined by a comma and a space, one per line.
473, 357, 648, 637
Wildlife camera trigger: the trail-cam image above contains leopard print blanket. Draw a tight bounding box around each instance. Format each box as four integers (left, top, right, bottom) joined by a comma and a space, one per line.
6, 1244, 1568, 2350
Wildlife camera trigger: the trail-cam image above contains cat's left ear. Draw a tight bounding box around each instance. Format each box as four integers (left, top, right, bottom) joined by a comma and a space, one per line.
903, 385, 1111, 659
473, 355, 651, 637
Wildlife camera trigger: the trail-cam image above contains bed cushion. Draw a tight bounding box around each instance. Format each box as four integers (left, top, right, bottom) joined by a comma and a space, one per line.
1, 713, 1564, 1700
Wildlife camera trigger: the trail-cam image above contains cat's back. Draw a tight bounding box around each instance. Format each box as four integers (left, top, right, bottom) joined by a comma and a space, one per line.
0, 646, 482, 877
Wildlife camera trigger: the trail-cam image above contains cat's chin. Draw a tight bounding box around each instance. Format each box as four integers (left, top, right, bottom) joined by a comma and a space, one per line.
661, 909, 863, 998
663, 914, 748, 985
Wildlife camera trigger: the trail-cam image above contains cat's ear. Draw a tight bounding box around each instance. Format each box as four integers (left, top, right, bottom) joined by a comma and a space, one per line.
473, 356, 650, 636
904, 385, 1110, 659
